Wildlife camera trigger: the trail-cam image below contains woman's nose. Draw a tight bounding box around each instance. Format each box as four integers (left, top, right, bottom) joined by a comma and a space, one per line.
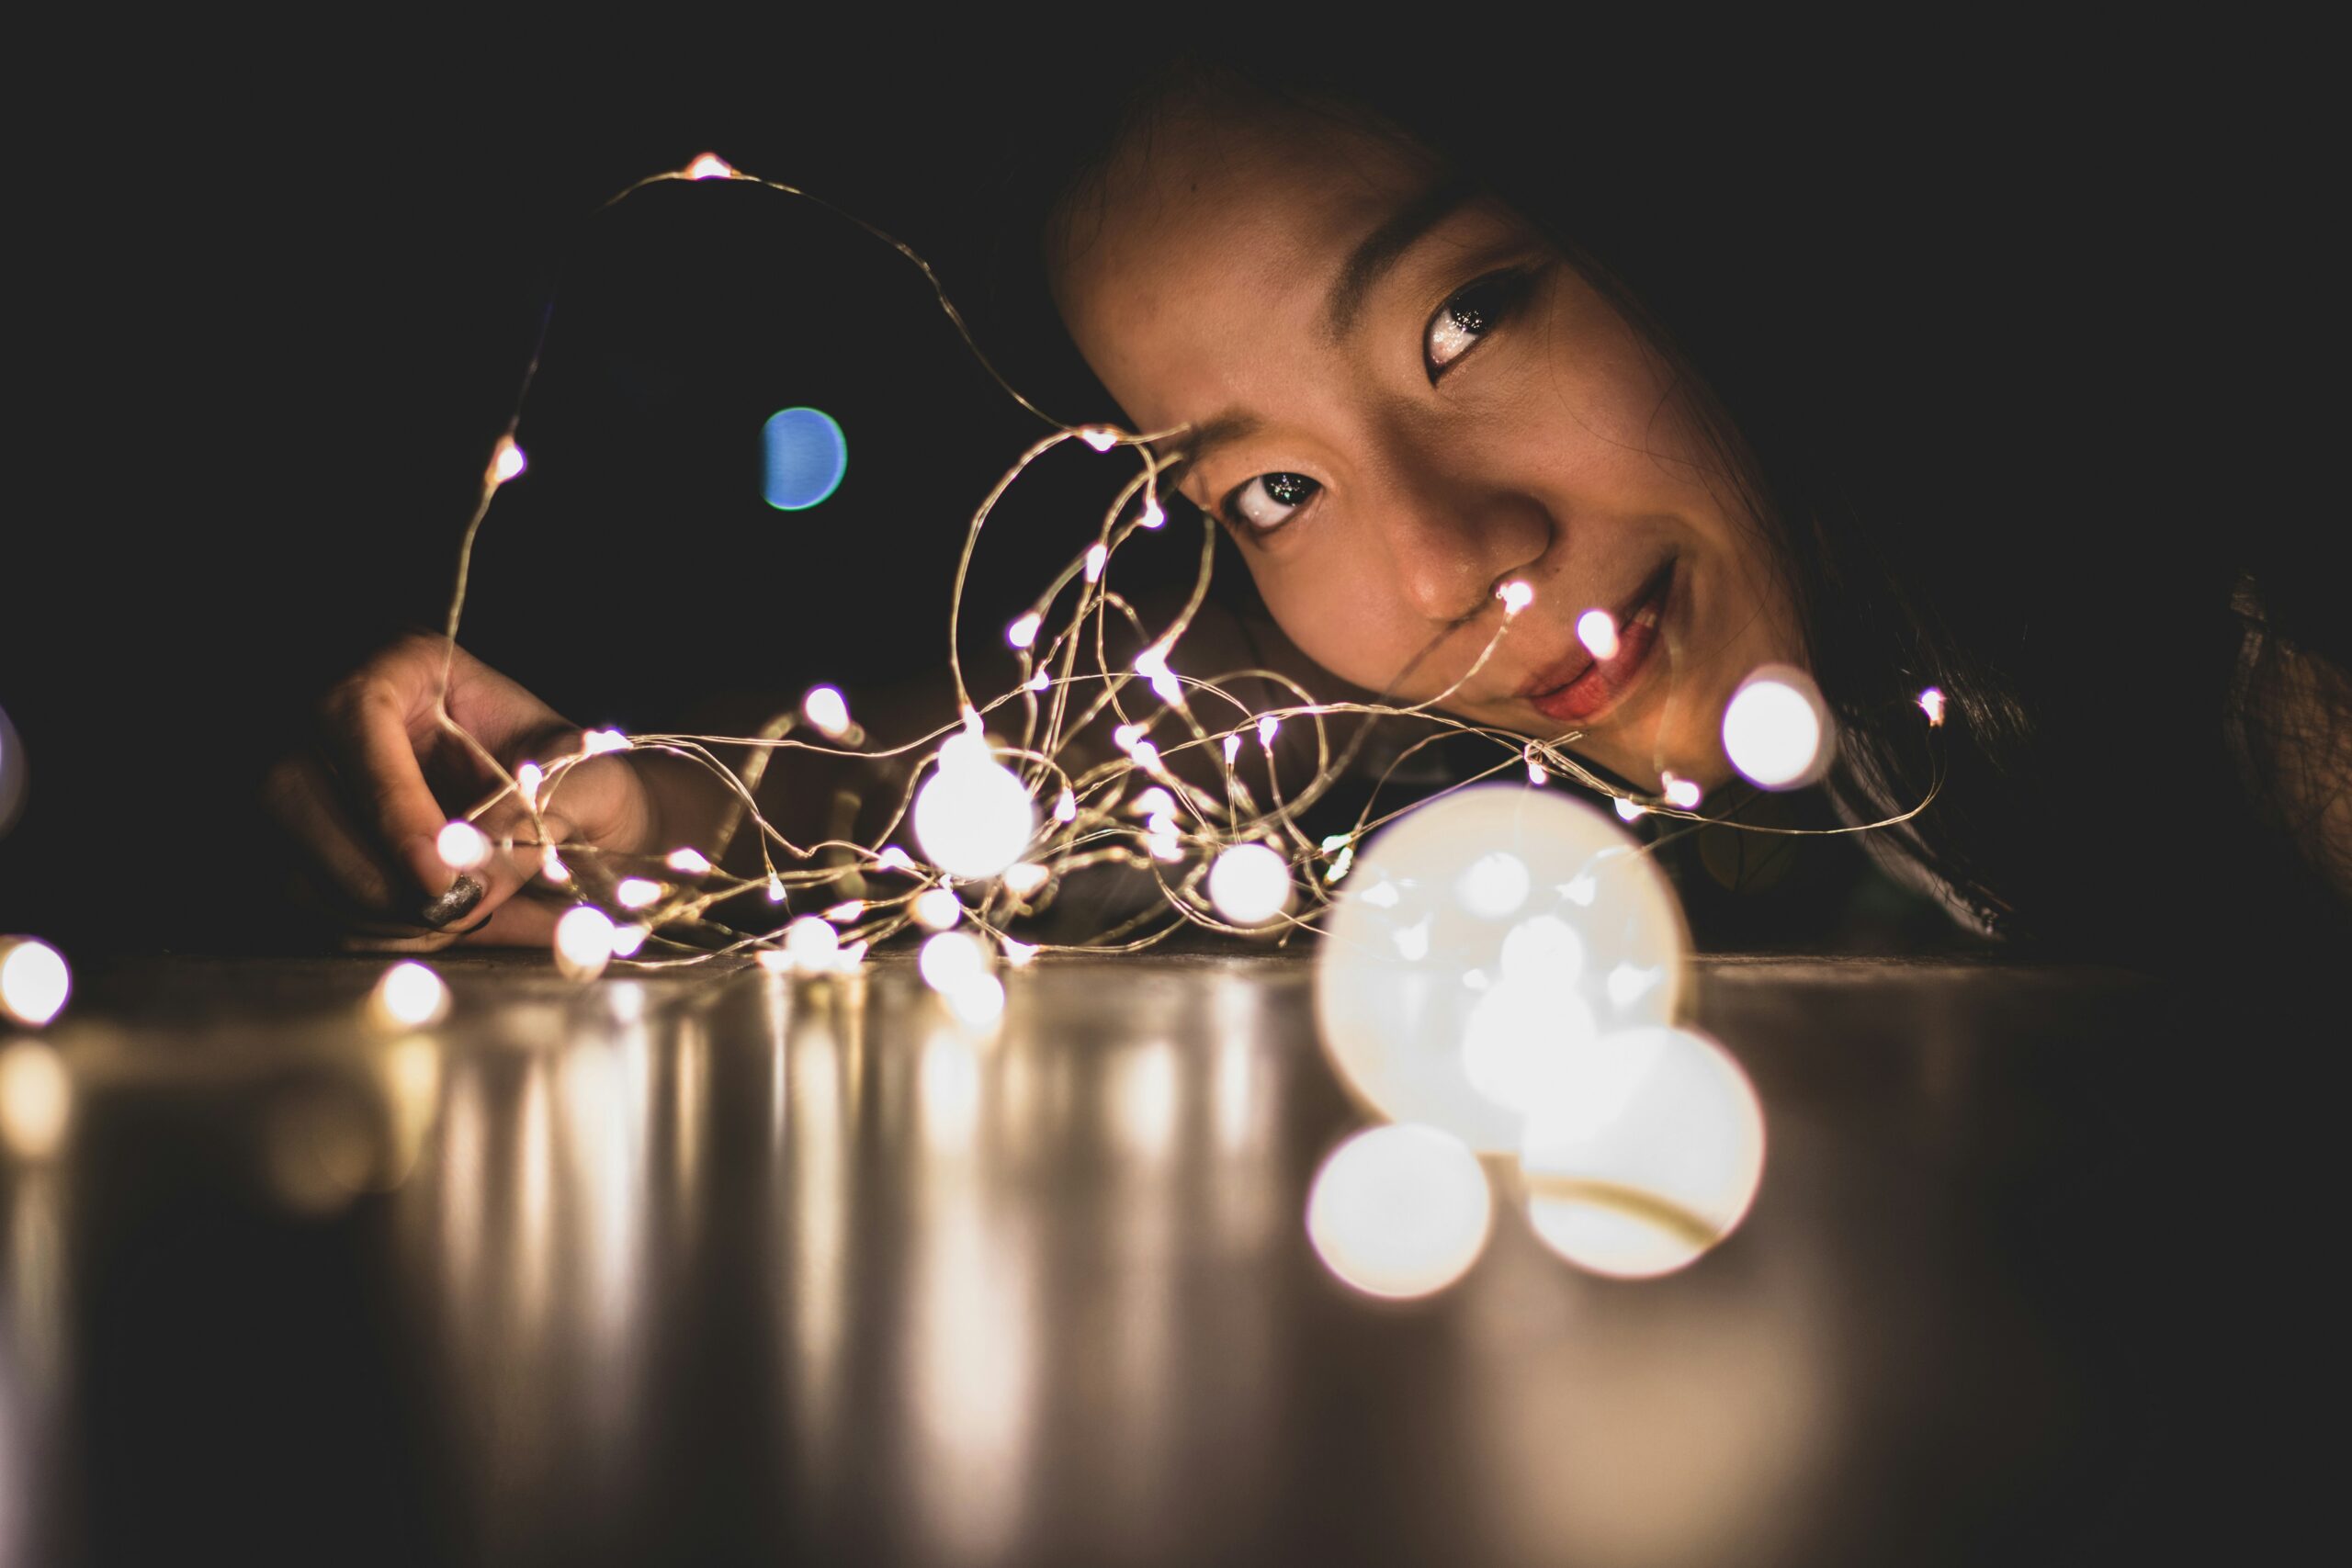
1371, 467, 1555, 624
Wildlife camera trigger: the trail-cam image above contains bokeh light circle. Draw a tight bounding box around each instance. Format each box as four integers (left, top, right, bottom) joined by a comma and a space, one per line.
368, 961, 450, 1032
914, 749, 1036, 881
1721, 664, 1833, 790
1306, 1123, 1492, 1299
553, 906, 616, 981
1520, 1025, 1766, 1279
1208, 842, 1293, 926
0, 937, 72, 1028
1314, 785, 1687, 1153
762, 407, 848, 511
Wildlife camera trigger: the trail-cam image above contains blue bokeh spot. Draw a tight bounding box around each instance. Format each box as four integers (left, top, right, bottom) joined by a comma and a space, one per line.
762, 407, 848, 511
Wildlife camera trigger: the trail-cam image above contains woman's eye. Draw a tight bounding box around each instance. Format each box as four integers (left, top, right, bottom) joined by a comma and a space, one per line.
1225, 471, 1321, 533
1424, 271, 1528, 379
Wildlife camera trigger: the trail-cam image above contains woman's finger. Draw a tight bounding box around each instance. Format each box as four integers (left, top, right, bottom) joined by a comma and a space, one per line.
317, 675, 460, 903
262, 755, 413, 918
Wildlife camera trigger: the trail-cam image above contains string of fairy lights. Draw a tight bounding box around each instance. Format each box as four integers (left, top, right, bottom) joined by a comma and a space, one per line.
0, 147, 1951, 1045
421, 151, 1955, 1013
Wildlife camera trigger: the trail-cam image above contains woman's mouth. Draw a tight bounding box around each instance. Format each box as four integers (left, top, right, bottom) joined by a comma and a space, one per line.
1522, 560, 1675, 727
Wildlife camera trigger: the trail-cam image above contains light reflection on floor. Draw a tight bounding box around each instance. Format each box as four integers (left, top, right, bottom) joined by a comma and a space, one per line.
0, 955, 1851, 1568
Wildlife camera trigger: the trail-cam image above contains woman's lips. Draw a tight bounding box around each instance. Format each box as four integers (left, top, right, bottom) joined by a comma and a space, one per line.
1524, 562, 1674, 726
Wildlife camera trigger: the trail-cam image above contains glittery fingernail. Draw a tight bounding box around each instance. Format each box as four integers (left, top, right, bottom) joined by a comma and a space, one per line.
419, 874, 486, 929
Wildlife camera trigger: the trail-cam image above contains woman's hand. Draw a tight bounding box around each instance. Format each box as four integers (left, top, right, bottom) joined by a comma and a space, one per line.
264, 634, 656, 951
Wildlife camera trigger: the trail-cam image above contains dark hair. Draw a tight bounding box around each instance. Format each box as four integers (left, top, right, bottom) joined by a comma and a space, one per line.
961, 47, 2346, 960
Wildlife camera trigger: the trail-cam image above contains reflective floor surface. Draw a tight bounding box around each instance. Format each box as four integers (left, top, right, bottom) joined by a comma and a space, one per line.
0, 951, 2327, 1566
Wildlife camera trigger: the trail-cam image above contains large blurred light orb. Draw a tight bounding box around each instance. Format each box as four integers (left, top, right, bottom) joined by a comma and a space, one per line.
368, 961, 449, 1032
0, 937, 71, 1028
1208, 842, 1292, 926
1315, 785, 1687, 1153
914, 745, 1036, 881
762, 406, 848, 511
553, 906, 616, 981
1306, 1123, 1492, 1299
1721, 664, 1832, 790
1521, 1025, 1766, 1279
435, 820, 491, 872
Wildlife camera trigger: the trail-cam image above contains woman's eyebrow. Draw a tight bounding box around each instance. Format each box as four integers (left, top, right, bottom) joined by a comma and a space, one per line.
1322, 174, 1481, 344
1169, 412, 1262, 474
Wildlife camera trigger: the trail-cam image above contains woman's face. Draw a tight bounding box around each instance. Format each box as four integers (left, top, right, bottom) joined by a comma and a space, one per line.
1051, 96, 1803, 792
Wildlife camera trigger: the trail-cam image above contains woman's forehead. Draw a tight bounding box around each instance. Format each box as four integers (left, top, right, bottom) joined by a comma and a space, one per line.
1053, 105, 1439, 415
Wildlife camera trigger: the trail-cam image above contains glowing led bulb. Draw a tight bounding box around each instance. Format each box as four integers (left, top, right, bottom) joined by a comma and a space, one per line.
368, 962, 449, 1032
553, 906, 616, 981
1307, 1123, 1492, 1300
876, 846, 918, 874
919, 929, 991, 992
1614, 796, 1646, 822
1209, 842, 1293, 926
1576, 608, 1620, 660
1721, 665, 1832, 790
1497, 580, 1534, 615
608, 925, 649, 958
1006, 612, 1042, 649
1130, 786, 1177, 818
489, 435, 527, 485
921, 931, 1003, 1026
1138, 499, 1167, 528
1919, 687, 1946, 726
1224, 733, 1243, 765
1321, 834, 1357, 883
912, 888, 963, 930
665, 847, 712, 875
0, 938, 71, 1028
915, 738, 1036, 880
1001, 938, 1039, 967
824, 899, 865, 922
1135, 647, 1181, 703
616, 877, 662, 909
802, 685, 852, 739
1521, 1026, 1766, 1279
582, 728, 630, 756
783, 916, 839, 971
1002, 862, 1050, 897
1314, 785, 1689, 1153
1661, 773, 1702, 810
542, 848, 571, 885
1084, 543, 1108, 582
1257, 715, 1281, 749
684, 152, 735, 180
765, 871, 787, 902
1078, 426, 1121, 452
436, 820, 490, 873
515, 761, 542, 807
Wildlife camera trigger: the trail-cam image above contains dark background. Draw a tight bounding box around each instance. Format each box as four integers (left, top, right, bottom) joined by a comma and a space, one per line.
2, 31, 2331, 957
4, 44, 1148, 952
